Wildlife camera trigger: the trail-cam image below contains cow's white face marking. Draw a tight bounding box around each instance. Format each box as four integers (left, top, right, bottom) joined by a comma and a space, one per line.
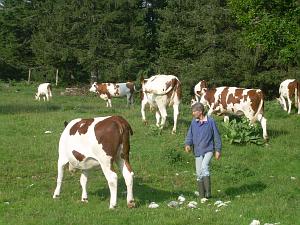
89, 83, 97, 92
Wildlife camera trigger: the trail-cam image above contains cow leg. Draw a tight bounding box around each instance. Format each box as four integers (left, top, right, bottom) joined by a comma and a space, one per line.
257, 114, 268, 140
117, 158, 135, 208
53, 158, 68, 198
108, 99, 112, 107
130, 94, 134, 106
126, 94, 133, 107
172, 103, 179, 134
223, 116, 229, 123
80, 170, 89, 202
141, 98, 148, 124
155, 110, 161, 127
101, 167, 118, 209
207, 103, 215, 116
287, 96, 292, 114
46, 94, 49, 101
157, 104, 167, 129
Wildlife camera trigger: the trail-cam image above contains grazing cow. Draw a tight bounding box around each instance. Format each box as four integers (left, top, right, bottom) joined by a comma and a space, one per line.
140, 74, 182, 134
53, 116, 135, 209
277, 79, 300, 114
193, 80, 208, 103
195, 80, 268, 140
89, 82, 135, 107
35, 83, 52, 101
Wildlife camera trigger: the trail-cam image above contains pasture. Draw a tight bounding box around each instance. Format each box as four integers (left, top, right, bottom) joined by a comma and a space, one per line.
0, 82, 299, 225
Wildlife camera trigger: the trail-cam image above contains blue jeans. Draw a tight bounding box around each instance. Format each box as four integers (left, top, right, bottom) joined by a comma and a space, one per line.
195, 152, 213, 181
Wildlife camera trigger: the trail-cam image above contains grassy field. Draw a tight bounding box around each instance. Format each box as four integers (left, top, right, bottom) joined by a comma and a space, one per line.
0, 81, 299, 225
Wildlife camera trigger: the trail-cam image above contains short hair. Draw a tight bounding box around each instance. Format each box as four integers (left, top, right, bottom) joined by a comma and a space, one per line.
191, 102, 205, 113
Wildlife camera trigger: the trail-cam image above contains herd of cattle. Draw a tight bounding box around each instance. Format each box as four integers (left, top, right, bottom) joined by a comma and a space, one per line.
34, 75, 299, 208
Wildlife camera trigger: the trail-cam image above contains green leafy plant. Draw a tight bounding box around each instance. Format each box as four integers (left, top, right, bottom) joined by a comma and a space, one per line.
163, 148, 184, 166
147, 124, 163, 136
222, 117, 265, 145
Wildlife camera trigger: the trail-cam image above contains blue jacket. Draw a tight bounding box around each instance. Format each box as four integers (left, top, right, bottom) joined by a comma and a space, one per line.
185, 116, 222, 157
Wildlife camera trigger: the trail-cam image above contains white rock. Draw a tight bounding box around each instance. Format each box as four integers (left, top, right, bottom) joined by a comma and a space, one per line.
216, 202, 227, 207
148, 202, 159, 208
250, 219, 260, 225
167, 201, 179, 208
291, 176, 296, 180
194, 191, 200, 196
178, 195, 185, 202
214, 200, 223, 205
187, 201, 197, 208
44, 130, 52, 134
201, 198, 208, 203
217, 189, 221, 192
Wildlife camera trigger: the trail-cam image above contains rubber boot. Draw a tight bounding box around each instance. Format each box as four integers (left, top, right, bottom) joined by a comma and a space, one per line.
203, 176, 211, 198
197, 180, 205, 198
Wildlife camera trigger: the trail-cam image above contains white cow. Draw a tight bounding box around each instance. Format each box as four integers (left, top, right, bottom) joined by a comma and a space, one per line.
195, 80, 268, 140
35, 83, 52, 101
89, 82, 135, 107
277, 79, 300, 114
140, 74, 181, 134
53, 116, 135, 209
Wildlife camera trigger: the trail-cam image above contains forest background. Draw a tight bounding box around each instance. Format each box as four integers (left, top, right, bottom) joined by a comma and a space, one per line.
1, 0, 300, 100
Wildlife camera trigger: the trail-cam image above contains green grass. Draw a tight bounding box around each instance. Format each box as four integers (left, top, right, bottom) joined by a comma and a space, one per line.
0, 81, 299, 225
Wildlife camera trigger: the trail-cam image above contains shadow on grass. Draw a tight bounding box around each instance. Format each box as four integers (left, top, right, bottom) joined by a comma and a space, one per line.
224, 181, 267, 198
267, 128, 289, 139
0, 103, 61, 114
90, 177, 194, 207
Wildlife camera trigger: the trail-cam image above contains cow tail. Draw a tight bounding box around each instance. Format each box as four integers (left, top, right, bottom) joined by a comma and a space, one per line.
295, 81, 299, 109
48, 84, 52, 97
252, 91, 264, 123
168, 79, 181, 107
121, 121, 133, 172
64, 121, 68, 127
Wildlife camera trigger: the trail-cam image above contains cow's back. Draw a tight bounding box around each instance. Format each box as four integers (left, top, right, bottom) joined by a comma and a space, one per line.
59, 117, 110, 168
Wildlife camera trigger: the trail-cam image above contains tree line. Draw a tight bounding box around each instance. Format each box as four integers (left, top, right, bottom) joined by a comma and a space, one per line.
0, 0, 299, 99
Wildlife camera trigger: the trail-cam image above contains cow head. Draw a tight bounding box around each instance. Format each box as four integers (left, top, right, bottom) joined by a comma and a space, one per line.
198, 80, 208, 95
276, 97, 285, 108
89, 82, 98, 93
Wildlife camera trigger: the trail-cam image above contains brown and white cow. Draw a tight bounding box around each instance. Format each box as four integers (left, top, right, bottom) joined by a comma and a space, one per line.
277, 79, 300, 114
35, 83, 52, 101
140, 74, 182, 134
89, 82, 135, 107
194, 80, 268, 140
53, 116, 135, 209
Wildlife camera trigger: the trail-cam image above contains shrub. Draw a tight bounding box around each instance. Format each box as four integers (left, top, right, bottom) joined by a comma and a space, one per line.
222, 117, 264, 145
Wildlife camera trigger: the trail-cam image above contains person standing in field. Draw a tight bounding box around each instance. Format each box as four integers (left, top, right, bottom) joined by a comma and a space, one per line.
184, 102, 222, 199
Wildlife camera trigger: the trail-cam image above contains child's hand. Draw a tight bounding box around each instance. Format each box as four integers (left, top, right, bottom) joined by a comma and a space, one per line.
185, 145, 191, 153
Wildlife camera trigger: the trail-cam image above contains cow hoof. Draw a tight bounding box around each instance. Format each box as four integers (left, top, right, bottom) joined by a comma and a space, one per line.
143, 121, 148, 125
53, 195, 60, 199
109, 205, 117, 209
81, 198, 88, 203
127, 200, 136, 208
171, 130, 176, 134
